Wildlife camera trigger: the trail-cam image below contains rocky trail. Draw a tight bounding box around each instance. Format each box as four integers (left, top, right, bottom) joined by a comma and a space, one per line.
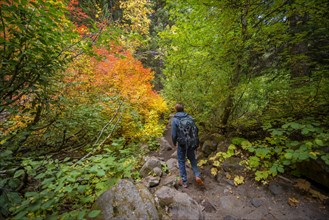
146, 124, 329, 220
94, 122, 329, 220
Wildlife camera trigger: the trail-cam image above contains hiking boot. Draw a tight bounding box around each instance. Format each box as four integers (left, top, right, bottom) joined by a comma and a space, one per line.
195, 176, 204, 186
177, 179, 188, 188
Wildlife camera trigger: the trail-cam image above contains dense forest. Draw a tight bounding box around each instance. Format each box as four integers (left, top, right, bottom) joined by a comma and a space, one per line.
0, 0, 328, 219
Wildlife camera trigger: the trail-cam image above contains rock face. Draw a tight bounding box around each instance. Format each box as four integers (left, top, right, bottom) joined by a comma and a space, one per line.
155, 186, 205, 220
93, 179, 159, 220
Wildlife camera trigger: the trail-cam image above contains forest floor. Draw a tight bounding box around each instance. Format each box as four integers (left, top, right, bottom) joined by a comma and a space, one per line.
151, 127, 329, 220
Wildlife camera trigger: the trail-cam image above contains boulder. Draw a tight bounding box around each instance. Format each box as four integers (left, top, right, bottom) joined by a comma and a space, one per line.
155, 186, 204, 220
140, 157, 162, 178
161, 175, 177, 188
93, 179, 158, 220
222, 157, 244, 175
217, 142, 228, 152
298, 159, 329, 189
166, 158, 178, 171
210, 133, 226, 143
144, 176, 161, 188
153, 167, 163, 177
201, 140, 217, 157
268, 182, 284, 196
171, 150, 177, 158
159, 137, 173, 154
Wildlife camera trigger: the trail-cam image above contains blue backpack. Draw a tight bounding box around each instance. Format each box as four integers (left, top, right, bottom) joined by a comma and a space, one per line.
175, 116, 199, 149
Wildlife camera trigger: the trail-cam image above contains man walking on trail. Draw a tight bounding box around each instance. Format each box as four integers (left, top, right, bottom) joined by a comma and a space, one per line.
171, 103, 204, 188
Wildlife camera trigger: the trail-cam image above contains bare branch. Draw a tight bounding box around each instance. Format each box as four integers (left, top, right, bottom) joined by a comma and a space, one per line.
73, 101, 123, 166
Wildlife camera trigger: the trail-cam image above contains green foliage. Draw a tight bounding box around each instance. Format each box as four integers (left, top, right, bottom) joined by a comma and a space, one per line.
160, 0, 329, 131
0, 132, 143, 219
3, 151, 136, 219
147, 138, 160, 152
238, 118, 329, 182
0, 0, 82, 113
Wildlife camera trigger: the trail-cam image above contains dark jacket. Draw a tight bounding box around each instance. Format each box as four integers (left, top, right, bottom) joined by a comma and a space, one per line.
171, 112, 198, 146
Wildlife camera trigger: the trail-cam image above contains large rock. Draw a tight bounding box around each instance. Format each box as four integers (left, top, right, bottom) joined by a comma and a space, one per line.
159, 137, 173, 154
140, 157, 162, 178
92, 179, 159, 220
222, 157, 244, 175
298, 159, 329, 189
201, 140, 217, 157
171, 150, 177, 158
166, 158, 178, 171
155, 186, 204, 220
144, 176, 161, 188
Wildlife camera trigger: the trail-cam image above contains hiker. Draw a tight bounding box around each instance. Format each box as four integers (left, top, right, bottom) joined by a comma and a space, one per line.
171, 103, 204, 188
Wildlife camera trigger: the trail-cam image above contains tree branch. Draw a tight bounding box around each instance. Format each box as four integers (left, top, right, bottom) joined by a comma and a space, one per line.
73, 101, 123, 166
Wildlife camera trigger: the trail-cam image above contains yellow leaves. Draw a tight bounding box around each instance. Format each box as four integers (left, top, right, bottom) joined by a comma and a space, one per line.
294, 178, 311, 191
119, 0, 153, 35
62, 45, 168, 143
136, 110, 165, 141
212, 160, 220, 167
1, 114, 33, 136
197, 159, 208, 167
309, 151, 319, 157
309, 189, 328, 202
211, 167, 218, 176
233, 176, 244, 186
294, 178, 328, 202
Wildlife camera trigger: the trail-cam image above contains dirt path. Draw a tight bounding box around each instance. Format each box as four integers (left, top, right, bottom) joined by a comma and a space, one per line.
152, 125, 329, 220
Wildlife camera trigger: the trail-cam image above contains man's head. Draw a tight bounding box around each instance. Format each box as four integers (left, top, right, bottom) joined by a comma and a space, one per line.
175, 103, 184, 112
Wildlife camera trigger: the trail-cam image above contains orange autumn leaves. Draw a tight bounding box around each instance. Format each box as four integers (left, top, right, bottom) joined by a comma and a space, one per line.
64, 45, 167, 141
94, 48, 158, 111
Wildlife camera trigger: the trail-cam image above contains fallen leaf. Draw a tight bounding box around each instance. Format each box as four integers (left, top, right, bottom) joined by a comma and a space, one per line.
288, 197, 299, 207
294, 179, 311, 191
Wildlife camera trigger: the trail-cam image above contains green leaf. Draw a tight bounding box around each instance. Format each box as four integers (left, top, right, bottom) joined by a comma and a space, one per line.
14, 210, 28, 219
35, 172, 46, 179
284, 152, 293, 159
301, 128, 310, 135
269, 166, 278, 176
277, 165, 284, 173
13, 169, 25, 178
41, 177, 55, 186
248, 156, 260, 168
315, 139, 324, 146
290, 122, 302, 129
88, 210, 101, 218
41, 199, 54, 210
271, 129, 283, 136
64, 186, 73, 193
255, 148, 271, 159
255, 170, 269, 181
97, 169, 106, 177
78, 185, 87, 193
241, 140, 252, 149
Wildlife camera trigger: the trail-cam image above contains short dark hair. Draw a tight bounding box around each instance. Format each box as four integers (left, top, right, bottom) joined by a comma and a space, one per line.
175, 103, 184, 112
